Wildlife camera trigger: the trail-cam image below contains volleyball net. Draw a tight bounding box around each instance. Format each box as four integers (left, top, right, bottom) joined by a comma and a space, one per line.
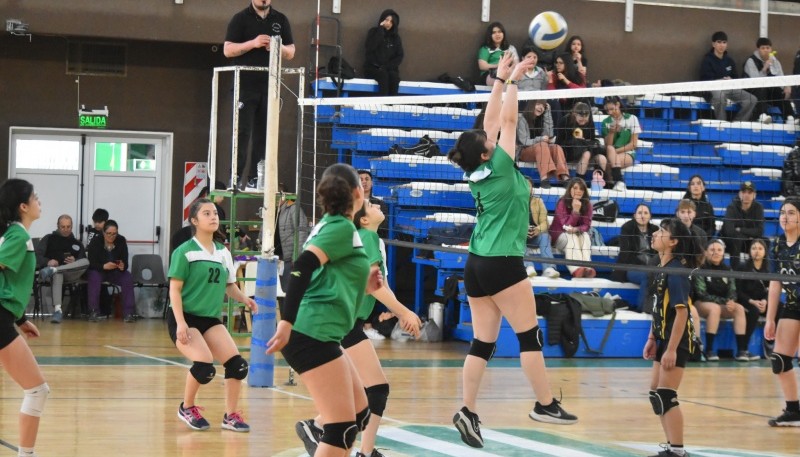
296, 74, 800, 306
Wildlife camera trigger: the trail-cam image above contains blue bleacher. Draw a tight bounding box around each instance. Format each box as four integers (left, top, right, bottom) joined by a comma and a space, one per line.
313, 80, 797, 357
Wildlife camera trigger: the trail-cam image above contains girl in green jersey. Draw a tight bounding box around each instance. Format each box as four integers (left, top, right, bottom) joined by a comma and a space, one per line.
267, 164, 382, 457
447, 53, 577, 449
0, 179, 49, 457
168, 199, 257, 432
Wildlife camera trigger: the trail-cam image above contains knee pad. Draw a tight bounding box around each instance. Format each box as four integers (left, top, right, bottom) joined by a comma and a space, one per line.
355, 405, 371, 431
516, 326, 544, 352
20, 382, 50, 417
320, 421, 358, 450
771, 353, 794, 374
223, 355, 249, 380
649, 388, 679, 416
365, 383, 390, 417
190, 361, 216, 385
468, 338, 496, 361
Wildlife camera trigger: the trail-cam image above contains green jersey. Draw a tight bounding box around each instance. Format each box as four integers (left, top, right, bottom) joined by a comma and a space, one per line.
601, 113, 642, 158
0, 223, 36, 318
168, 238, 236, 318
466, 146, 529, 257
356, 229, 385, 320
293, 214, 369, 343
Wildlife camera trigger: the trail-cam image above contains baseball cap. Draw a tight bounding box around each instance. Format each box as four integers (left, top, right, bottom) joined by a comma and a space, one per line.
740, 181, 756, 192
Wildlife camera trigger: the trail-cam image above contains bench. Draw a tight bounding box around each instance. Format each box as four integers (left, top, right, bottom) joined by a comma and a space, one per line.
311, 77, 492, 98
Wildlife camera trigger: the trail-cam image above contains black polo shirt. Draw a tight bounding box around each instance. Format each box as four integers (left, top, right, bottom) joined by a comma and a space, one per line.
225, 4, 294, 90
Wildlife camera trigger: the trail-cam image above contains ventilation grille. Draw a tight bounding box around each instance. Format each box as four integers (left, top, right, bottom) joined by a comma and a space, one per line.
67, 41, 126, 76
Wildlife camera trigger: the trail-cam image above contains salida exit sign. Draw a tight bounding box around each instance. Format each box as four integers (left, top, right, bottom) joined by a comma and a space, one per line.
78, 106, 109, 129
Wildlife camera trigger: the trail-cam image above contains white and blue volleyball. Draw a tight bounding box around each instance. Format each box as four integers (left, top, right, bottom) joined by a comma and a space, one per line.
528, 11, 568, 50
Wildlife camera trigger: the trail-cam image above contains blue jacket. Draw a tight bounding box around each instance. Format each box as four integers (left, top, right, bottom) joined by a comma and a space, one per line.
700, 49, 739, 81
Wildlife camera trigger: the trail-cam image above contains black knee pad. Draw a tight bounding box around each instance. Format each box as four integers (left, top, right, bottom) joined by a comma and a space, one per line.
649, 388, 678, 416
190, 361, 216, 385
516, 326, 544, 352
365, 383, 390, 417
223, 355, 249, 380
468, 338, 496, 361
771, 353, 794, 374
320, 421, 358, 450
355, 405, 371, 431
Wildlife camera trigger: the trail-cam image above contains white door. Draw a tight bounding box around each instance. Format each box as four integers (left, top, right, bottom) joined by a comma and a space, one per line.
86, 137, 161, 259
8, 128, 173, 262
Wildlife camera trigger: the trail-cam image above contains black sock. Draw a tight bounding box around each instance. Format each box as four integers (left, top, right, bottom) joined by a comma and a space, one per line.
736, 334, 749, 352
611, 167, 623, 183
706, 333, 716, 352
787, 400, 800, 412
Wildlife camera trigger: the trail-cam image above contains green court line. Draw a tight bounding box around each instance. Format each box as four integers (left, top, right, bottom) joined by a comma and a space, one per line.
402, 425, 643, 457
35, 355, 763, 369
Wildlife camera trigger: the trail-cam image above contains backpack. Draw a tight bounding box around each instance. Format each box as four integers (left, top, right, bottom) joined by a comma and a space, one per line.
437, 73, 476, 93
781, 145, 800, 197
324, 55, 356, 92
389, 135, 442, 158
592, 200, 619, 222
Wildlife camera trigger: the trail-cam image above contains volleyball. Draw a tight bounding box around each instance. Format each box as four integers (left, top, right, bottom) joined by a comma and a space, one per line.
528, 11, 568, 50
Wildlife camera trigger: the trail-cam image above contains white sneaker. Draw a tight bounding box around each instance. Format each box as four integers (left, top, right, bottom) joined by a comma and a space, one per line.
759, 113, 773, 124
543, 267, 560, 279
364, 327, 385, 340
786, 115, 795, 125
613, 181, 627, 192
526, 265, 538, 278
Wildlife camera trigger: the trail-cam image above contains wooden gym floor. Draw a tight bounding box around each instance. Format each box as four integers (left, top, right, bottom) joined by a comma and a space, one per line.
0, 317, 797, 457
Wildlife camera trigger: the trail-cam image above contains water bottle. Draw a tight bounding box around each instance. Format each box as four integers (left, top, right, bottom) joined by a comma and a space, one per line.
429, 302, 444, 331
256, 160, 265, 190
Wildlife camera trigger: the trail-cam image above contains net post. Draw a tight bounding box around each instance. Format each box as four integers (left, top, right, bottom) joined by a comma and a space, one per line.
248, 257, 278, 387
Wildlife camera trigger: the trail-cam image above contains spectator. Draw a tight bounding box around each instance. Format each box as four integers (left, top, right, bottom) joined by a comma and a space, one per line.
742, 37, 795, 123
692, 239, 754, 361
735, 238, 770, 360
274, 192, 309, 289
86, 220, 136, 322
555, 102, 602, 176
517, 47, 549, 92
676, 199, 709, 248
720, 181, 765, 268
34, 215, 90, 323
547, 52, 586, 117
477, 21, 518, 85
525, 179, 559, 279
364, 9, 403, 96
85, 208, 108, 248
516, 100, 569, 188
598, 95, 641, 191
564, 35, 588, 79
699, 31, 757, 122
683, 175, 716, 237
612, 203, 658, 312
224, 0, 295, 191
550, 177, 595, 278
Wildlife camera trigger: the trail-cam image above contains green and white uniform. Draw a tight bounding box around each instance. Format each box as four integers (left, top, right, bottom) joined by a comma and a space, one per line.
356, 229, 385, 321
168, 238, 236, 318
466, 146, 529, 257
601, 113, 642, 159
0, 223, 36, 318
294, 214, 370, 343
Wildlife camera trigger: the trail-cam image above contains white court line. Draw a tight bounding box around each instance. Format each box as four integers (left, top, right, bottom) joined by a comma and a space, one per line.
482, 429, 601, 457
378, 427, 500, 456
107, 346, 407, 425
105, 345, 190, 368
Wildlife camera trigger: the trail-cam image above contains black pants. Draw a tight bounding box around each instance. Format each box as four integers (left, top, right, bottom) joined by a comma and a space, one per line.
364, 66, 400, 96
236, 89, 268, 180
742, 301, 763, 344
749, 86, 794, 119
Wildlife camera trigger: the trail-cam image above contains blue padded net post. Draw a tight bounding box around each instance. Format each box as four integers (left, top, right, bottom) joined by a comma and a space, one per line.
248, 256, 278, 387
